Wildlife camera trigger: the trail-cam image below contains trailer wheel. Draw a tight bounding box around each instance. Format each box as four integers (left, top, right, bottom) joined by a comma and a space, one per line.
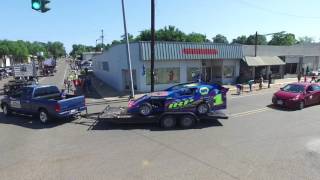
139, 103, 153, 116
196, 103, 210, 115
160, 115, 177, 129
179, 115, 196, 129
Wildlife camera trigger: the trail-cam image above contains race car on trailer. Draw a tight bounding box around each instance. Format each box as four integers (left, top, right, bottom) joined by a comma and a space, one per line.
99, 82, 228, 129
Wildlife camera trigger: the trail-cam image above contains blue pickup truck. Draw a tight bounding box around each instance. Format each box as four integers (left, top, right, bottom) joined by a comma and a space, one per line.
1, 85, 87, 123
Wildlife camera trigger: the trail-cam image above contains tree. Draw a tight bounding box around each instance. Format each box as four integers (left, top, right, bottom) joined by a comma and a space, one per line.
246, 34, 267, 45
47, 41, 66, 59
212, 34, 228, 44
298, 36, 315, 44
0, 41, 9, 66
185, 33, 208, 42
156, 26, 187, 41
135, 30, 151, 41
232, 35, 247, 44
268, 33, 297, 46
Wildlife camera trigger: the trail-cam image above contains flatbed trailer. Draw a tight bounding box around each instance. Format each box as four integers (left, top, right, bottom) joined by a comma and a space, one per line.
98, 106, 228, 129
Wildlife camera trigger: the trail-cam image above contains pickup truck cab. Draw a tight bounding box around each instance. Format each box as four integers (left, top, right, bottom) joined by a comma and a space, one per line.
1, 85, 87, 123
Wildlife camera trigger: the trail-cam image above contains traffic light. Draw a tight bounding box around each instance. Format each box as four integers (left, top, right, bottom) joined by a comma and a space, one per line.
40, 0, 50, 13
31, 0, 50, 13
31, 0, 41, 11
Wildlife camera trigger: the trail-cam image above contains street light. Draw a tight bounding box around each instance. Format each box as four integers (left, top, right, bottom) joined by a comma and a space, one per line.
121, 0, 135, 98
254, 31, 286, 56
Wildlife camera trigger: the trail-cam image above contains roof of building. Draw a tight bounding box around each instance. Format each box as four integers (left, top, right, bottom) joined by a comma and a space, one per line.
140, 41, 243, 60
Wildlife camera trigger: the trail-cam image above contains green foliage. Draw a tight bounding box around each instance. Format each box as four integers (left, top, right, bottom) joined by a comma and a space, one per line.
268, 33, 297, 46
0, 40, 66, 64
298, 36, 315, 44
232, 35, 247, 44
185, 33, 208, 42
246, 34, 267, 45
212, 34, 229, 44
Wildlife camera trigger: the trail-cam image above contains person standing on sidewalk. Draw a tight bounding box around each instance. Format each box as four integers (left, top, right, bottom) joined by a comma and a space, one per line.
259, 75, 263, 90
248, 79, 254, 92
297, 73, 301, 82
268, 73, 272, 88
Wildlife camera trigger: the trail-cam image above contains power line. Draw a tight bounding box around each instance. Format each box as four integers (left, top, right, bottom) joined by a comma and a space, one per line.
233, 0, 320, 19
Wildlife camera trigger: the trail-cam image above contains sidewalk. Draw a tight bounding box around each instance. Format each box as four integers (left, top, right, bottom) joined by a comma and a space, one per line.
226, 78, 298, 94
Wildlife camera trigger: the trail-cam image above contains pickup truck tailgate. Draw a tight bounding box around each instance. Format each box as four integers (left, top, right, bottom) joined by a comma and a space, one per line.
58, 96, 85, 112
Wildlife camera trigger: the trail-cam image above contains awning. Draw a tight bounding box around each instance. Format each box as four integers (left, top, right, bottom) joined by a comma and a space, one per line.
243, 56, 285, 66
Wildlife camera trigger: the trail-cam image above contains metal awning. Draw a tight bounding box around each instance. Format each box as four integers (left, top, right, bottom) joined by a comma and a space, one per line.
243, 56, 285, 66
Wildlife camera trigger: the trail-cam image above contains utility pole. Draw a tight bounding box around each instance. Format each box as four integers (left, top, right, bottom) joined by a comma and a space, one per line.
101, 29, 104, 51
254, 31, 258, 57
121, 0, 135, 98
150, 0, 155, 92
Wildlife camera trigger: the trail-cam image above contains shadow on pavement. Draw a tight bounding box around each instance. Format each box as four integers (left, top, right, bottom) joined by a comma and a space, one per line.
0, 113, 74, 129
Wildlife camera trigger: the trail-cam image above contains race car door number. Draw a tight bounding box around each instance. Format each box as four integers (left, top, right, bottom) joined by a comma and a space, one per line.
10, 100, 21, 108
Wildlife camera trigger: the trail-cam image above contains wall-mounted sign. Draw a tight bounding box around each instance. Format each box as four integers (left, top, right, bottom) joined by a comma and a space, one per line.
182, 48, 218, 55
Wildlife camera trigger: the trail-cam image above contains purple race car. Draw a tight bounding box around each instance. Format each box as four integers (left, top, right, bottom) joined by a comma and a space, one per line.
128, 82, 228, 116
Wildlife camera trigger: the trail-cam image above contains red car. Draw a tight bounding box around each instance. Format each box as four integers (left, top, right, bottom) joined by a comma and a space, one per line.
272, 83, 320, 109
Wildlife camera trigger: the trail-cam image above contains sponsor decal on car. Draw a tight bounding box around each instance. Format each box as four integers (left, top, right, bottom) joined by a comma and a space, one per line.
168, 98, 195, 109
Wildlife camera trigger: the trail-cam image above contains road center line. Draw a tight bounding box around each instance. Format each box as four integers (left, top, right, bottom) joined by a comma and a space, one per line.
228, 107, 270, 118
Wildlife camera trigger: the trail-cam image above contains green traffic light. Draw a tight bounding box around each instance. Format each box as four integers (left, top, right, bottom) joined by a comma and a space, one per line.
32, 2, 41, 10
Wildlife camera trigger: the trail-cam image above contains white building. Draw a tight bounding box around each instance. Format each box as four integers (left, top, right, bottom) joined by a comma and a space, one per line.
93, 42, 243, 92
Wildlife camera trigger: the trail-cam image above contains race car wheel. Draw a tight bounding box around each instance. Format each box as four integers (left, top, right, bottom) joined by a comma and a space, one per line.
39, 109, 50, 124
139, 103, 153, 116
196, 103, 210, 115
179, 115, 196, 129
160, 115, 177, 129
2, 104, 11, 116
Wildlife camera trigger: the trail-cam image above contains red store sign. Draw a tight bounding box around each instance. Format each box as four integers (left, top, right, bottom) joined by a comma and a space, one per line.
182, 48, 218, 55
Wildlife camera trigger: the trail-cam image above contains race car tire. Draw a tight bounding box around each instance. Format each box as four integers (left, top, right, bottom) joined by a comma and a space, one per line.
196, 103, 210, 115
179, 115, 196, 129
160, 115, 177, 129
139, 103, 153, 116
2, 103, 12, 116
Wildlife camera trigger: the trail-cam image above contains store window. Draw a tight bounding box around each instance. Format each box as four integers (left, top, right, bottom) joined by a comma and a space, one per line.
212, 66, 222, 78
270, 65, 280, 74
146, 68, 180, 85
223, 66, 235, 78
187, 67, 201, 82
102, 62, 109, 71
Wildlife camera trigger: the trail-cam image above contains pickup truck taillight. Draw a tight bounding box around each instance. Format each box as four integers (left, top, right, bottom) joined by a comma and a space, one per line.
55, 104, 61, 112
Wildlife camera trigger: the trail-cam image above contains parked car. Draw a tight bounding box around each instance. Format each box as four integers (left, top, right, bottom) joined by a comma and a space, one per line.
1, 85, 87, 123
127, 82, 228, 116
272, 83, 320, 110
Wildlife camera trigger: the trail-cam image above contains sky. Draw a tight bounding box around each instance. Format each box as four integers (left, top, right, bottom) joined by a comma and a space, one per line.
1, 0, 320, 52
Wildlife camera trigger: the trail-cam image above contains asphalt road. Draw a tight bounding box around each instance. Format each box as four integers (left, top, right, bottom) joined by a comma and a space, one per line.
1, 62, 320, 180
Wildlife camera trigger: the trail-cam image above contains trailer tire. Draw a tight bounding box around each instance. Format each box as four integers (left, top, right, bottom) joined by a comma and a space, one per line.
160, 115, 177, 129
179, 115, 196, 129
139, 103, 153, 116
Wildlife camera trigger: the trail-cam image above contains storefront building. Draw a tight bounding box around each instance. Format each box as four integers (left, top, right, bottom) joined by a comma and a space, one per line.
93, 42, 320, 92
93, 42, 243, 92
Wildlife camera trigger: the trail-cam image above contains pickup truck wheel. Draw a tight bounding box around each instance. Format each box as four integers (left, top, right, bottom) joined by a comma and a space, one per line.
196, 103, 210, 115
179, 115, 196, 129
160, 115, 177, 129
39, 109, 50, 124
139, 103, 153, 116
2, 104, 11, 116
